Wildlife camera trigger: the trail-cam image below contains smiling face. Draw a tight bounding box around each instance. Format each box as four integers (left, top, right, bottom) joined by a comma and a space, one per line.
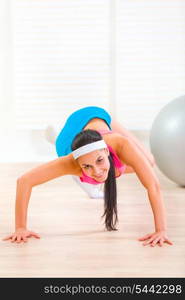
77, 148, 110, 182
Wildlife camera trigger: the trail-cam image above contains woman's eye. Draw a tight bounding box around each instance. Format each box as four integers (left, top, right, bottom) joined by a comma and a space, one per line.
98, 159, 103, 163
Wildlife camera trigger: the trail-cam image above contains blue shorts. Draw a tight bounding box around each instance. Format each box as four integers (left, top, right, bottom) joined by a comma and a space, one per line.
55, 106, 112, 157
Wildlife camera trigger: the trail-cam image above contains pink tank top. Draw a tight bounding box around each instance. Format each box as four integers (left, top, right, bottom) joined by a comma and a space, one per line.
79, 129, 126, 185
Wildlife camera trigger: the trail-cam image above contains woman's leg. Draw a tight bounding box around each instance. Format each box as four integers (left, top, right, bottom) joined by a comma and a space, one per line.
110, 119, 155, 167
45, 125, 60, 145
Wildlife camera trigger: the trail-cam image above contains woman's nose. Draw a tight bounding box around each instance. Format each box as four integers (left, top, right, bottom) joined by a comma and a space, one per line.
93, 166, 102, 176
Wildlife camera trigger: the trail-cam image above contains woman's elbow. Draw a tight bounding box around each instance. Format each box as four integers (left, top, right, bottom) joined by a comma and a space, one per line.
17, 174, 33, 187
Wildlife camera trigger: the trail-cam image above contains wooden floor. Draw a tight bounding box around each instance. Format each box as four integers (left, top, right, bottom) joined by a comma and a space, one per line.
0, 135, 185, 278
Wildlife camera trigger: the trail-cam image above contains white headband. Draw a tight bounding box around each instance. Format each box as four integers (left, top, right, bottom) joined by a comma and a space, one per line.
72, 140, 107, 160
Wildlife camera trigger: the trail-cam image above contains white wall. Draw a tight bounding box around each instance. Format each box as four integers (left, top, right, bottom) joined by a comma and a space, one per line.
0, 0, 185, 162
14, 0, 111, 130
0, 0, 18, 162
116, 0, 185, 129
0, 0, 14, 129
0, 0, 55, 162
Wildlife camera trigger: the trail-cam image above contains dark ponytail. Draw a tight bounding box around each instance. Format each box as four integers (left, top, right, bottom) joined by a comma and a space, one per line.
72, 129, 118, 231
102, 153, 118, 231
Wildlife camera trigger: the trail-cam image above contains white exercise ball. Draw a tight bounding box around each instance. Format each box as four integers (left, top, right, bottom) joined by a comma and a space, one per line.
150, 95, 185, 187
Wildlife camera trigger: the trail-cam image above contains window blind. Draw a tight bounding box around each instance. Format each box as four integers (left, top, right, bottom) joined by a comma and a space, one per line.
14, 0, 185, 130
14, 0, 111, 129
116, 0, 185, 129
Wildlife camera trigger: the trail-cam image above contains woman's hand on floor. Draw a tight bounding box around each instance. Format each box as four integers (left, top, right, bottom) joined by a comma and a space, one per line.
138, 231, 173, 247
2, 228, 40, 243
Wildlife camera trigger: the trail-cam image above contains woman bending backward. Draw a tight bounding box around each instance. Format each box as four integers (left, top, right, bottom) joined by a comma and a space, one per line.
3, 106, 173, 247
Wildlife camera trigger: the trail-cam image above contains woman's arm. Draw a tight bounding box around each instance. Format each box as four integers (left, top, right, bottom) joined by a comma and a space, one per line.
117, 136, 173, 247
3, 155, 80, 243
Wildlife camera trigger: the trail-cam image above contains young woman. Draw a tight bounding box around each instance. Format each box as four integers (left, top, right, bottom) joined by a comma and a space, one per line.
3, 106, 173, 247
